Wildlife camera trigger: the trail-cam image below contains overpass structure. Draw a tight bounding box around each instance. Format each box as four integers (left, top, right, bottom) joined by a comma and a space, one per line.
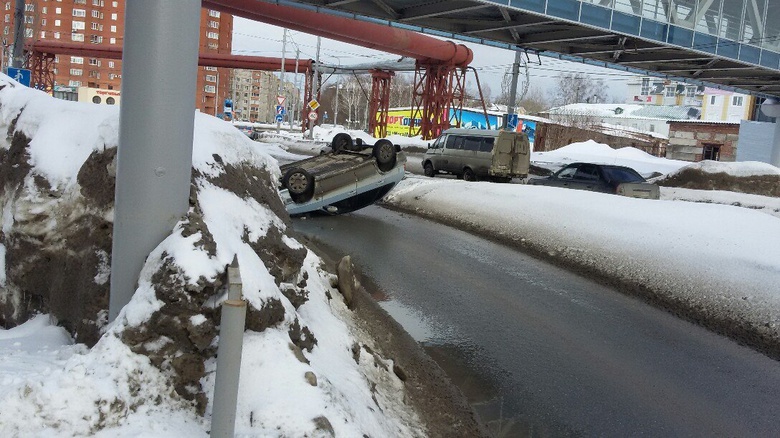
282, 0, 780, 98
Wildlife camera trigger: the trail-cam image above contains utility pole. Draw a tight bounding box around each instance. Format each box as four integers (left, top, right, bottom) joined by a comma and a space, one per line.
507, 50, 521, 118
308, 37, 321, 139
291, 48, 299, 130
12, 0, 25, 68
277, 29, 287, 133
334, 82, 341, 126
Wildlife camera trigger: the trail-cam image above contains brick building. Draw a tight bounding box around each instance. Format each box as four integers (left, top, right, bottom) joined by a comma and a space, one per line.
1, 0, 232, 114
667, 120, 740, 162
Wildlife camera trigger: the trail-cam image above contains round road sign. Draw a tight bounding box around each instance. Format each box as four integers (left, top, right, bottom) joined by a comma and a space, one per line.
308, 112, 318, 121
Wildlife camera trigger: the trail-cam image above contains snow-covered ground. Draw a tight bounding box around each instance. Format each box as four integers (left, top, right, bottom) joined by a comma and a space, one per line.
0, 75, 424, 437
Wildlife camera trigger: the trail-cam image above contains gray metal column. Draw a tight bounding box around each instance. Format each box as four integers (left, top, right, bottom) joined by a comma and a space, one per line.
109, 0, 201, 321
507, 50, 522, 117
761, 99, 780, 167
12, 0, 24, 68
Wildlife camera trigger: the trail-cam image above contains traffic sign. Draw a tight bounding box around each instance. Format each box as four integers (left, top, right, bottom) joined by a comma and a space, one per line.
275, 105, 286, 115
275, 114, 284, 123
277, 95, 286, 106
308, 111, 318, 121
505, 113, 519, 131
7, 67, 31, 87
308, 99, 320, 111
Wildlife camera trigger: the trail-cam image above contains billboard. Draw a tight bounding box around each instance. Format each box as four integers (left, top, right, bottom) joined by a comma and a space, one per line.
516, 119, 536, 149
386, 110, 422, 136
450, 108, 501, 130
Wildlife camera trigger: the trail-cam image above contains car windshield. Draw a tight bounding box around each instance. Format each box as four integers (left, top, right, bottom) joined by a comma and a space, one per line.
601, 166, 645, 183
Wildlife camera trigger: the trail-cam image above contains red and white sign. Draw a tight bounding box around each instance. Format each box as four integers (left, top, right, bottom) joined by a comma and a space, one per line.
277, 95, 286, 106
308, 111, 318, 121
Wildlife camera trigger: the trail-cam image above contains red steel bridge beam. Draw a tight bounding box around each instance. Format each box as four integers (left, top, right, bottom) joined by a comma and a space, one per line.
26, 40, 312, 92
203, 0, 473, 67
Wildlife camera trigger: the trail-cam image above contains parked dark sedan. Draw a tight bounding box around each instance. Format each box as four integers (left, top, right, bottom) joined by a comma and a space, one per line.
528, 162, 660, 199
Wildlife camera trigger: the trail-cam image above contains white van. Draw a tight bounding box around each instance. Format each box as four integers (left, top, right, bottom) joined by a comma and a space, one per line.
422, 129, 530, 182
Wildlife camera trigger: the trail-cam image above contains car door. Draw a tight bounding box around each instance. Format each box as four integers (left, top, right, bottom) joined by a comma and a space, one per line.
569, 163, 604, 192
547, 163, 579, 188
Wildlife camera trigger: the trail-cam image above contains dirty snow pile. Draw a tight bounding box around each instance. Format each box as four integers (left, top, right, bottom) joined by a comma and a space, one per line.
0, 74, 422, 437
383, 147, 780, 352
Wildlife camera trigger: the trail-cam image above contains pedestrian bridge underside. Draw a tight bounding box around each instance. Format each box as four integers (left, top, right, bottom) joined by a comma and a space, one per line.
281, 0, 780, 98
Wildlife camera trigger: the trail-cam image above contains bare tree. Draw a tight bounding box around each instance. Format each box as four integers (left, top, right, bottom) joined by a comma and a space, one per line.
517, 87, 549, 115
389, 73, 415, 108
548, 72, 608, 106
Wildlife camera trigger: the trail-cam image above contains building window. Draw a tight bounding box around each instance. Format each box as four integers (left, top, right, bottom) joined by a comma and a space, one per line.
72, 33, 84, 42
73, 9, 86, 17
640, 77, 650, 95
207, 31, 219, 39
91, 22, 100, 30
24, 15, 33, 24
40, 30, 46, 39
208, 42, 218, 50
71, 56, 84, 64
732, 96, 744, 106
42, 7, 47, 14
70, 68, 83, 76
109, 37, 116, 44
108, 61, 114, 68
209, 10, 220, 18
665, 86, 675, 97
204, 85, 216, 93
93, 0, 104, 6
702, 144, 721, 161
24, 28, 32, 37
25, 3, 34, 11
4, 4, 9, 10
111, 12, 117, 20
205, 66, 217, 71
89, 58, 99, 66
112, 1, 118, 7
710, 96, 716, 104
90, 35, 103, 43
55, 19, 61, 26
686, 86, 696, 97
74, 0, 87, 4
72, 21, 85, 30
110, 25, 116, 32
106, 97, 116, 105
92, 96, 101, 104
55, 8, 61, 14
54, 32, 60, 39
91, 10, 102, 19
69, 80, 82, 87
205, 75, 217, 82
209, 20, 219, 28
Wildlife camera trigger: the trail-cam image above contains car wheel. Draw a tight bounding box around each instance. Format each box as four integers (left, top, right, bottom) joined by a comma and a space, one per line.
423, 162, 435, 177
373, 139, 397, 172
331, 133, 353, 153
282, 167, 314, 203
463, 168, 476, 182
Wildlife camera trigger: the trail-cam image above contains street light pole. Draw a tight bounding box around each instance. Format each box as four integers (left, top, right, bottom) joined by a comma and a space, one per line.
12, 0, 25, 68
334, 83, 341, 126
277, 28, 287, 134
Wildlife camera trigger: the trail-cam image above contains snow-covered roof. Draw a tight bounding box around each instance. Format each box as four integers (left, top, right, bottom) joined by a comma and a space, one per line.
545, 103, 700, 121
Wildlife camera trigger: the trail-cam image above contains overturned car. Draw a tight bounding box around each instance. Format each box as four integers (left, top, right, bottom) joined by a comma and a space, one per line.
279, 133, 406, 216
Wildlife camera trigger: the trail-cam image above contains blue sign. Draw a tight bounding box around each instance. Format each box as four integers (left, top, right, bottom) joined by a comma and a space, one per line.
275, 105, 286, 116
505, 113, 519, 130
275, 114, 284, 123
7, 67, 31, 87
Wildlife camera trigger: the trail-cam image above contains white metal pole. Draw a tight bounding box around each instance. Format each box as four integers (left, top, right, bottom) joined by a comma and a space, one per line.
308, 37, 321, 139
277, 29, 287, 133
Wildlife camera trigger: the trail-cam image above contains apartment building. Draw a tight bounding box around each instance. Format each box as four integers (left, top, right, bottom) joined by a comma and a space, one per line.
1, 0, 232, 114
625, 76, 755, 122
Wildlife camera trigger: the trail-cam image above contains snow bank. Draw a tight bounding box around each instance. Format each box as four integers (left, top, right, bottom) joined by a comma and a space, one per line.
669, 160, 780, 177
0, 74, 423, 437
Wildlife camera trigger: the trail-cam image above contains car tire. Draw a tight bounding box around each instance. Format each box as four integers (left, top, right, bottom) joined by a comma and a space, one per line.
373, 139, 397, 172
282, 167, 315, 203
423, 162, 435, 178
463, 168, 476, 182
331, 133, 353, 153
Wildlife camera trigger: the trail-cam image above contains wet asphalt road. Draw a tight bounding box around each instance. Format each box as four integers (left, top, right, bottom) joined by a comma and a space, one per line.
293, 206, 780, 437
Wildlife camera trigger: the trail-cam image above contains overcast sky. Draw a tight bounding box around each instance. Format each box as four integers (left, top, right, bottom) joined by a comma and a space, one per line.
231, 17, 634, 103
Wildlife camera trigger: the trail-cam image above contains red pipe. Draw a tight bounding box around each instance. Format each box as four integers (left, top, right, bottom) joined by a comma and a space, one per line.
28, 40, 312, 72
203, 0, 473, 66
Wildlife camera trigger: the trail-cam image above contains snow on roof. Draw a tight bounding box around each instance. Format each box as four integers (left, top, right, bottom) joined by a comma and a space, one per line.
545, 103, 700, 121
532, 140, 689, 175
670, 160, 780, 177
